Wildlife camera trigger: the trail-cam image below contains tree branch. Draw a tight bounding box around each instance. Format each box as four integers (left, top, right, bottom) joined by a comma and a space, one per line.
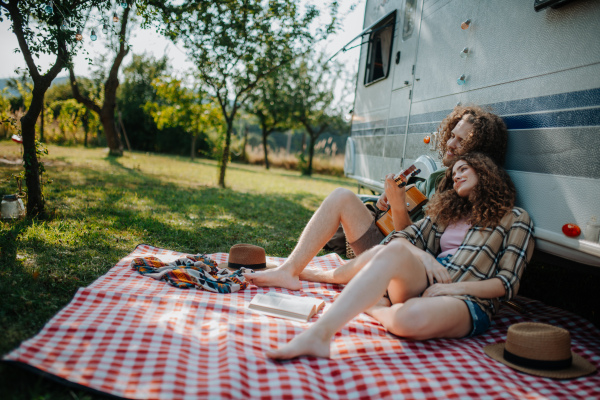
5, 1, 41, 82
68, 65, 101, 115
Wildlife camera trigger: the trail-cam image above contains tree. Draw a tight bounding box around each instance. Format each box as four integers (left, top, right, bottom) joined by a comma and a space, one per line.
150, 0, 339, 187
286, 52, 348, 176
67, 2, 133, 156
117, 53, 186, 154
47, 78, 101, 146
144, 76, 222, 160
245, 69, 292, 169
0, 0, 109, 217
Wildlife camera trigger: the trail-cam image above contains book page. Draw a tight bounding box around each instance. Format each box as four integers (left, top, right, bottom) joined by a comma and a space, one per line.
249, 292, 325, 322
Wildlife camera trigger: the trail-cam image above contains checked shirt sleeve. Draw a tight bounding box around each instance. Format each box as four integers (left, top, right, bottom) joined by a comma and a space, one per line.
494, 208, 535, 301
385, 217, 433, 252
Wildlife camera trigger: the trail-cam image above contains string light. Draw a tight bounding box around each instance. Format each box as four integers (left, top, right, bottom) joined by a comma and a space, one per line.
44, 2, 54, 15
41, 1, 130, 43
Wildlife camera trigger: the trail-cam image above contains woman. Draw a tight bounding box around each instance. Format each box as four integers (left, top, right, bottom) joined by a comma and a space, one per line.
267, 153, 535, 360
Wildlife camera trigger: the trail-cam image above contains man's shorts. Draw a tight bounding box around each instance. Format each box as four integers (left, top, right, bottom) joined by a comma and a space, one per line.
348, 218, 386, 256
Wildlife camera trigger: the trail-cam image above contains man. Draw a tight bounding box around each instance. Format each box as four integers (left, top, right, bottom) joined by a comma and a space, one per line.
245, 105, 508, 290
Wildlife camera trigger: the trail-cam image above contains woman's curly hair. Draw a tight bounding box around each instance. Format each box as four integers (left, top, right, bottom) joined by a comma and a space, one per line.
425, 153, 516, 228
437, 105, 508, 166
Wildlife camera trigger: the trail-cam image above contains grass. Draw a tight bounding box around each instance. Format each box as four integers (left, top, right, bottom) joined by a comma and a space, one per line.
1, 140, 599, 399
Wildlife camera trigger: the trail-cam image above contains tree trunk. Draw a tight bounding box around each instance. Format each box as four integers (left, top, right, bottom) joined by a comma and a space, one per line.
241, 124, 249, 162
262, 129, 270, 169
191, 135, 196, 160
82, 112, 89, 147
21, 83, 50, 216
307, 132, 315, 176
218, 119, 234, 187
101, 107, 122, 156
39, 94, 44, 142
21, 114, 43, 216
68, 5, 131, 156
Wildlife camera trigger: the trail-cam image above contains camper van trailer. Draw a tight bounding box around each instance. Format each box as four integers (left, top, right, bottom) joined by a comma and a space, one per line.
344, 0, 600, 267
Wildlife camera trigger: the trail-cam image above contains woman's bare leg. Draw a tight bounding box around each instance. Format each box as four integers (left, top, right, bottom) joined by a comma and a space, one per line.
366, 296, 472, 340
266, 240, 428, 359
245, 188, 375, 290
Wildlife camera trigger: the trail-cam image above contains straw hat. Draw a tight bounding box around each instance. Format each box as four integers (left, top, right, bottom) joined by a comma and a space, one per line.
484, 322, 596, 379
218, 244, 278, 271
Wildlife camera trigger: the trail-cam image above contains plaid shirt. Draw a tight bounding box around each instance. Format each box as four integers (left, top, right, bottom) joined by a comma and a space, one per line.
384, 207, 535, 320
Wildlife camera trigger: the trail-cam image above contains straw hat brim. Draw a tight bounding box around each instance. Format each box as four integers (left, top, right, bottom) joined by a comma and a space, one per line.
217, 261, 278, 271
484, 342, 597, 379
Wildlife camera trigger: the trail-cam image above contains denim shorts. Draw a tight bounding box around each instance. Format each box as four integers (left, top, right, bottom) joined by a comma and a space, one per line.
435, 255, 491, 337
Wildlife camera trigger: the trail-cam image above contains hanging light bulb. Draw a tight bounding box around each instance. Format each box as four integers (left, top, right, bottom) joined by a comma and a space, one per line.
113, 13, 119, 23
120, 2, 128, 7
75, 30, 83, 41
102, 24, 109, 34
90, 30, 97, 41
44, 3, 54, 15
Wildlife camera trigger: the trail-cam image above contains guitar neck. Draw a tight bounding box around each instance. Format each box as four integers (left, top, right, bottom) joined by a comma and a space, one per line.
393, 165, 417, 188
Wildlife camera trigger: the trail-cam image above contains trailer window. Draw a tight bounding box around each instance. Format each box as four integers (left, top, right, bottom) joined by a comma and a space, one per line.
364, 13, 396, 86
403, 0, 417, 41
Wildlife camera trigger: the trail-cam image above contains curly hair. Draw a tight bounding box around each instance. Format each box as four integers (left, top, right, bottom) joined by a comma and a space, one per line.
437, 105, 508, 166
425, 153, 516, 228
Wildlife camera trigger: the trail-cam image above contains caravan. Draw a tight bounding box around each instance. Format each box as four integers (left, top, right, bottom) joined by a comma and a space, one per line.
344, 0, 600, 267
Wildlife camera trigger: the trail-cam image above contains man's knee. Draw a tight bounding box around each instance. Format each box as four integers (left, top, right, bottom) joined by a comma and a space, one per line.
328, 187, 359, 204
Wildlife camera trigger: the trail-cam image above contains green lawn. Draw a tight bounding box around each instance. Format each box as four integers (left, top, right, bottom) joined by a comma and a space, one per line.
1, 141, 598, 399
0, 141, 356, 399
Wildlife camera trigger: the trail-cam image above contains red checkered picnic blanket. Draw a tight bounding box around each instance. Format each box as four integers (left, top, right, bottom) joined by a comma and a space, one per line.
4, 244, 600, 399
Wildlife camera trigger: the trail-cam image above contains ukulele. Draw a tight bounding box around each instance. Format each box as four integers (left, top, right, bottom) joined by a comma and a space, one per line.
375, 165, 428, 236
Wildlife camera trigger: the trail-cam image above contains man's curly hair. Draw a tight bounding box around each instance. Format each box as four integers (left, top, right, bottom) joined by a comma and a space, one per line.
425, 153, 516, 228
437, 105, 508, 166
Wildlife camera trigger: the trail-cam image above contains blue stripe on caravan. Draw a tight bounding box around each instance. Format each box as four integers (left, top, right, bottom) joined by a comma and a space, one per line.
503, 108, 600, 130
486, 87, 600, 116
405, 87, 600, 134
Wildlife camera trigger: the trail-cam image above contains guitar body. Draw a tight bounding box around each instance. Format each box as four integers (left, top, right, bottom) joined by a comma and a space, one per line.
375, 184, 429, 236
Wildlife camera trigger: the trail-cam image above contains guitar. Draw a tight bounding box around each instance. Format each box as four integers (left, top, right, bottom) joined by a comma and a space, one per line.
375, 165, 428, 236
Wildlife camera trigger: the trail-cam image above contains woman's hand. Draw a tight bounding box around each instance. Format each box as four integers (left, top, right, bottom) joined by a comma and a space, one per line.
421, 253, 452, 285
422, 282, 464, 297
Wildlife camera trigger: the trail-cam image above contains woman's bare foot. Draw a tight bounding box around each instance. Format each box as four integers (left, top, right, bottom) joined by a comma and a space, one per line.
266, 328, 331, 360
243, 267, 302, 291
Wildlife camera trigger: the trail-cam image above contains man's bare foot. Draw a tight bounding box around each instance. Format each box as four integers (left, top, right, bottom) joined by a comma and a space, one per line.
299, 267, 330, 282
243, 267, 302, 291
266, 328, 331, 360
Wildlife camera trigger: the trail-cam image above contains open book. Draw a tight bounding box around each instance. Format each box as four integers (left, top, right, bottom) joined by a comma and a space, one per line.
249, 292, 325, 323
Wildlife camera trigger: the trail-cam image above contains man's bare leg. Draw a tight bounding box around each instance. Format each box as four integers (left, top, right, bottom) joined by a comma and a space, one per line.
266, 240, 429, 359
244, 188, 375, 290
300, 245, 384, 284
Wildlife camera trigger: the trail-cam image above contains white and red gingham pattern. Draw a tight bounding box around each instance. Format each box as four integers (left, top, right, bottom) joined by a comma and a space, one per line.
4, 244, 600, 399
